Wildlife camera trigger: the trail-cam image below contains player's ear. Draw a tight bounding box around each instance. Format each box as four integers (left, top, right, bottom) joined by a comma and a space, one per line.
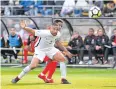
47, 26, 51, 29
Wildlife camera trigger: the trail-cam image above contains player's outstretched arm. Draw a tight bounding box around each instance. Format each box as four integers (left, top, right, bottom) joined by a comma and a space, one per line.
20, 20, 35, 35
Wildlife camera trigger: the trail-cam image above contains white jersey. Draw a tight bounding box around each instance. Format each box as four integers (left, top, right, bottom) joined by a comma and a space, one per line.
34, 30, 61, 51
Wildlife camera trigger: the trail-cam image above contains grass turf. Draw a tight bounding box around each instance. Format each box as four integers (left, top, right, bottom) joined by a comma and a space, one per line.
1, 67, 116, 89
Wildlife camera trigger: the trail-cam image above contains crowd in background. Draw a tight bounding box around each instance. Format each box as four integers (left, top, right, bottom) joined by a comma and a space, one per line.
67, 28, 116, 65
1, 0, 116, 17
0, 0, 116, 65
1, 26, 116, 65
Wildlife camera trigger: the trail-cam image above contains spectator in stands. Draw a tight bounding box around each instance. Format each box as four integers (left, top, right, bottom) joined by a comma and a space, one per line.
82, 28, 96, 65
1, 0, 11, 16
88, 0, 104, 9
61, 0, 75, 17
12, 0, 25, 15
5, 27, 22, 60
0, 36, 8, 62
54, 0, 64, 16
19, 0, 35, 15
110, 28, 116, 65
34, 0, 44, 16
67, 31, 83, 64
95, 29, 109, 64
41, 0, 55, 15
75, 0, 89, 17
103, 1, 116, 17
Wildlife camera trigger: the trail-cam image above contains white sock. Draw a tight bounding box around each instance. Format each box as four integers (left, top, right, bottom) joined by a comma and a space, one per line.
18, 66, 31, 79
60, 62, 66, 79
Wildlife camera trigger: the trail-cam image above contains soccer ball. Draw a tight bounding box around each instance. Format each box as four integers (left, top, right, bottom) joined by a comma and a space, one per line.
89, 6, 102, 18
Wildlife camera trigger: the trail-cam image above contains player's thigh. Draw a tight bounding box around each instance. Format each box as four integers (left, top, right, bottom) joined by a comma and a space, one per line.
47, 48, 65, 62
29, 57, 40, 69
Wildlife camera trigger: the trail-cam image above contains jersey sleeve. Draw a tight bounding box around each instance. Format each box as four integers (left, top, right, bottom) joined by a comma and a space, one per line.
35, 30, 49, 37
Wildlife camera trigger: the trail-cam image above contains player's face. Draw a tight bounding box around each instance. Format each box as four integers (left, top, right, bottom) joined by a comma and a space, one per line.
88, 29, 94, 35
114, 30, 116, 36
73, 32, 79, 38
10, 28, 16, 36
98, 30, 103, 36
50, 25, 59, 36
57, 22, 63, 31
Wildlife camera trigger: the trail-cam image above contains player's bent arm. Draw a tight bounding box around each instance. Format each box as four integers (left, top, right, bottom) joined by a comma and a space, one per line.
55, 40, 72, 58
23, 27, 35, 35
55, 40, 68, 52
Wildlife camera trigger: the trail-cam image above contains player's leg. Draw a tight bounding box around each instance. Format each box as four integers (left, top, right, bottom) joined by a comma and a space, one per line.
113, 48, 116, 69
11, 57, 40, 83
23, 46, 29, 63
11, 51, 45, 83
45, 61, 58, 83
45, 48, 66, 81
38, 57, 58, 83
60, 61, 70, 84
53, 51, 71, 84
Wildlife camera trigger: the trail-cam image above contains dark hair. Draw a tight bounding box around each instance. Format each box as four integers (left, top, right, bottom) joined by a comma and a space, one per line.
52, 22, 58, 26
54, 19, 63, 23
89, 28, 94, 31
10, 27, 16, 30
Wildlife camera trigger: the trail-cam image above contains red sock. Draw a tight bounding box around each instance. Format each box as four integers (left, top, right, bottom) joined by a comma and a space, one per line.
23, 48, 28, 62
42, 61, 52, 75
47, 61, 58, 79
23, 40, 28, 62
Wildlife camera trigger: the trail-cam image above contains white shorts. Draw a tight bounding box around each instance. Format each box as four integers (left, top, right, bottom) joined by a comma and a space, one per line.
33, 47, 59, 62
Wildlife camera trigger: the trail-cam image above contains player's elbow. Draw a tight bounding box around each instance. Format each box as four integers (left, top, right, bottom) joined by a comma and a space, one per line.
32, 30, 35, 36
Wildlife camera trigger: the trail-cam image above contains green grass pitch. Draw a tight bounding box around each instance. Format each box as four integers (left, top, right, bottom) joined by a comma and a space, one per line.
1, 67, 116, 89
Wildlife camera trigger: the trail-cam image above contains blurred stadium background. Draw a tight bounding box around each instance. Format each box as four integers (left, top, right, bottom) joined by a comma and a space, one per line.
1, 0, 116, 89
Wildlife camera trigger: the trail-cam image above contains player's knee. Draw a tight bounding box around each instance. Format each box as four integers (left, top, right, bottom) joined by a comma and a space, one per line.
59, 56, 66, 62
29, 64, 37, 69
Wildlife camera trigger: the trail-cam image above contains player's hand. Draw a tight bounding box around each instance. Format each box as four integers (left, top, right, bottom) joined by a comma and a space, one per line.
20, 20, 26, 29
112, 42, 116, 46
67, 46, 72, 50
85, 45, 89, 50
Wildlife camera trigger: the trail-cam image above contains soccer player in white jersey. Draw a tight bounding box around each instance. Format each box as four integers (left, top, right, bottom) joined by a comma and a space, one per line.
38, 19, 71, 84
11, 20, 72, 83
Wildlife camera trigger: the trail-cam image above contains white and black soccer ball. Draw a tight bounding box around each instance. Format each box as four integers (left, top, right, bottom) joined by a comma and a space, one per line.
89, 6, 102, 18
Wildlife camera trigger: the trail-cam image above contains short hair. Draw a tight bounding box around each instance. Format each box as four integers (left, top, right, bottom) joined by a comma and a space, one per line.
52, 22, 59, 26
10, 27, 16, 30
89, 28, 94, 31
54, 19, 63, 23
97, 28, 104, 33
73, 31, 79, 34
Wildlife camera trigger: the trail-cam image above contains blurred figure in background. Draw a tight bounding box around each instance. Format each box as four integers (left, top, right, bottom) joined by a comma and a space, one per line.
5, 27, 22, 61
67, 31, 83, 64
23, 34, 37, 64
0, 35, 8, 62
103, 1, 116, 17
19, 0, 35, 15
83, 28, 96, 65
61, 0, 75, 17
95, 29, 109, 64
110, 28, 116, 68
